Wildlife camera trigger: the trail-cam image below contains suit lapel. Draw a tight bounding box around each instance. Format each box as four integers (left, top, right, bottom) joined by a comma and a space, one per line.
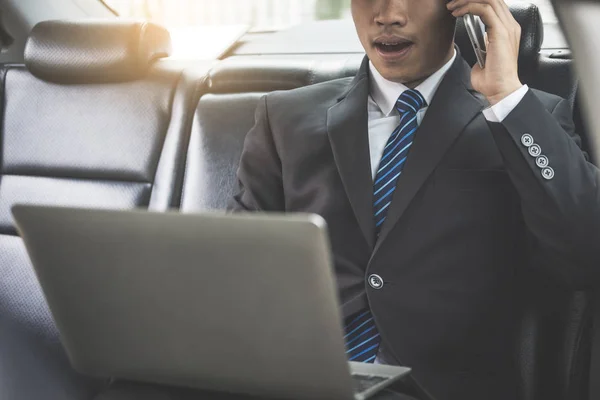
327, 58, 375, 250
374, 56, 486, 251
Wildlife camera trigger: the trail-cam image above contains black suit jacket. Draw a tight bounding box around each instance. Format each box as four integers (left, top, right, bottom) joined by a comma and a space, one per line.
230, 54, 600, 400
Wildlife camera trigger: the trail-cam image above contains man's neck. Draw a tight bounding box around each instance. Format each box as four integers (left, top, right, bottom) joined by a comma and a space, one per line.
369, 46, 457, 116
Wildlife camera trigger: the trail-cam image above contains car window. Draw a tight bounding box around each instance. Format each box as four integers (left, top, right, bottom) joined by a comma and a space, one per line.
103, 0, 557, 29
102, 0, 564, 54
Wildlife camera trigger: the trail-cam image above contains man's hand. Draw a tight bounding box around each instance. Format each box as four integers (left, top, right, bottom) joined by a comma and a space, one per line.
447, 0, 523, 105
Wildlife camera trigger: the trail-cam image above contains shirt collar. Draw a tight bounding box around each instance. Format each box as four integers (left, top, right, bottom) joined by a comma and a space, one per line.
368, 49, 457, 116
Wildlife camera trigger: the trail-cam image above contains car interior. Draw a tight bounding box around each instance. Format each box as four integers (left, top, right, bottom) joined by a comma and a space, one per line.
0, 0, 595, 399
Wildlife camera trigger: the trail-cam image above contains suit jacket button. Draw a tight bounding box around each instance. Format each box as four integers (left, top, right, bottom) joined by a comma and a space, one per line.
528, 144, 541, 157
542, 167, 555, 180
368, 274, 384, 290
521, 134, 534, 147
536, 155, 549, 168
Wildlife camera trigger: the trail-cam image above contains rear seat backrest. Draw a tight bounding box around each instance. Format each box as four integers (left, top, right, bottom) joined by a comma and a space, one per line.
0, 20, 200, 341
180, 56, 363, 211
0, 20, 203, 400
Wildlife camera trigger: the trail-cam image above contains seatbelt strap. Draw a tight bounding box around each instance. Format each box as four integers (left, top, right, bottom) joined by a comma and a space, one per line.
590, 295, 600, 400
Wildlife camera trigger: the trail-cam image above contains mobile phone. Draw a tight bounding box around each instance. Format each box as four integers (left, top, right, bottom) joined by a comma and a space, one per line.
463, 14, 487, 68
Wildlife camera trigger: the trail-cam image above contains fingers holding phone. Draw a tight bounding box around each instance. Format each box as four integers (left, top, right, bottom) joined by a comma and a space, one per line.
447, 0, 523, 105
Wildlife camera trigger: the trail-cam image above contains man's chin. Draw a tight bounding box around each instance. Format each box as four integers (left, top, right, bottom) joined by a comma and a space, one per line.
374, 66, 413, 85
370, 59, 429, 88
369, 56, 412, 82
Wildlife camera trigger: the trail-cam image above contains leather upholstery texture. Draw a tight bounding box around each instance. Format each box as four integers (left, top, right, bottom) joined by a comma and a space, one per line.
0, 58, 199, 337
0, 314, 106, 400
24, 20, 171, 83
181, 56, 363, 211
207, 56, 363, 94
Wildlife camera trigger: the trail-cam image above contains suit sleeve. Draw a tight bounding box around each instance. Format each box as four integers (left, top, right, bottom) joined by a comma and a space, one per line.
487, 89, 600, 287
228, 94, 285, 212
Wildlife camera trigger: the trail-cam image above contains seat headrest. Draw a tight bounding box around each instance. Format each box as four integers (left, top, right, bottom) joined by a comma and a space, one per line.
455, 3, 543, 71
207, 57, 364, 93
24, 20, 172, 83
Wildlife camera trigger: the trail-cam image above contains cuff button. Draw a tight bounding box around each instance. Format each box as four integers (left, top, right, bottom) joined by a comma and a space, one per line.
529, 144, 541, 157
521, 134, 534, 147
536, 155, 549, 168
542, 167, 555, 180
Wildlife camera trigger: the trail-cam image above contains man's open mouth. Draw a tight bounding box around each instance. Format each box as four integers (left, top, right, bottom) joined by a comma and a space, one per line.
374, 39, 414, 56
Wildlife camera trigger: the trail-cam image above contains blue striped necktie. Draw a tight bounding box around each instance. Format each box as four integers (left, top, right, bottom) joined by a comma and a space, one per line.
373, 89, 426, 236
344, 89, 426, 363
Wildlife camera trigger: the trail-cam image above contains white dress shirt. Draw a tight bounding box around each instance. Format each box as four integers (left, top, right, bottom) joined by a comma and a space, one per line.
367, 50, 529, 179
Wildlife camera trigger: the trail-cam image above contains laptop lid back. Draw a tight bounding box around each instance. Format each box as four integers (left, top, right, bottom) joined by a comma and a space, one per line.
12, 205, 355, 400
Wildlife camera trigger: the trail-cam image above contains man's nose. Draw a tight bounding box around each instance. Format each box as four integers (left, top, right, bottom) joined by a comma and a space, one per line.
374, 0, 408, 27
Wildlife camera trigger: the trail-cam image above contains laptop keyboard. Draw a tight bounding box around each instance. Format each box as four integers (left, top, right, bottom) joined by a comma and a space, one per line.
351, 374, 388, 393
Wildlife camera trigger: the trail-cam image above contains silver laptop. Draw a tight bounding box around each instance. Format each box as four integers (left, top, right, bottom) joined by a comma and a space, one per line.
12, 205, 411, 400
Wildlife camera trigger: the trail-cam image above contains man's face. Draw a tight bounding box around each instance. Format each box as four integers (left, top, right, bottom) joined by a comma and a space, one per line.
352, 0, 456, 86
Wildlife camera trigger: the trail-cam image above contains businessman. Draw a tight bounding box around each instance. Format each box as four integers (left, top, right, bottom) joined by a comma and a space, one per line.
230, 1, 600, 399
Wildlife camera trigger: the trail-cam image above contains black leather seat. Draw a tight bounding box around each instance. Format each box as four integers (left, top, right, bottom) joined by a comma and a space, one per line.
0, 20, 202, 400
181, 5, 590, 400
180, 55, 363, 212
